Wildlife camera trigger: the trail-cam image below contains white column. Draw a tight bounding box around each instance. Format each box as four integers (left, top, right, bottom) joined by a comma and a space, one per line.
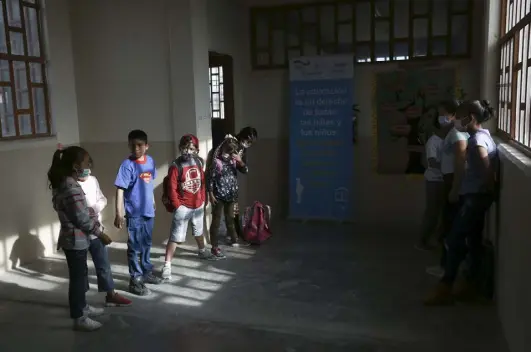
480, 0, 501, 130
167, 0, 212, 159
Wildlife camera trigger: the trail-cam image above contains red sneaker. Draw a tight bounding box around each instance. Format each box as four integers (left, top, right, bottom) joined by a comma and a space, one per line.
105, 292, 132, 307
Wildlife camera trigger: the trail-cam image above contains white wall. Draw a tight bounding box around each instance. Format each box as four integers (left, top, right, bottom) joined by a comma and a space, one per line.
0, 0, 80, 273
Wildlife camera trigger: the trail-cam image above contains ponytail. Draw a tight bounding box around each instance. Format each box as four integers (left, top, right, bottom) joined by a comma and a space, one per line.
46, 146, 89, 190
47, 149, 64, 190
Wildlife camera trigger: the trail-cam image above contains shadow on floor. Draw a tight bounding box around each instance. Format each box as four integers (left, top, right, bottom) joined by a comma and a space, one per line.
0, 221, 509, 352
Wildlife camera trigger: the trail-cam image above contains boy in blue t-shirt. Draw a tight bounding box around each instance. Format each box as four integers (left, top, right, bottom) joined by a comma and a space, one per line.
114, 130, 162, 296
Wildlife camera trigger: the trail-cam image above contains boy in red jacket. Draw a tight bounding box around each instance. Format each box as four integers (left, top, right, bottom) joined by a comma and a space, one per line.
161, 134, 214, 281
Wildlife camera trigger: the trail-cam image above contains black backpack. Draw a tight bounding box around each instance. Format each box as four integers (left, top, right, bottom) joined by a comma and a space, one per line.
161, 156, 204, 212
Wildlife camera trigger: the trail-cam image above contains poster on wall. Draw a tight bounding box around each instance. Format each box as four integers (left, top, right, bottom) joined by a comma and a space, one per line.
374, 68, 463, 175
288, 55, 354, 221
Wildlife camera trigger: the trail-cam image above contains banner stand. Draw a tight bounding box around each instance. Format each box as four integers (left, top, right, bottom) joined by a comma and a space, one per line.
288, 55, 354, 223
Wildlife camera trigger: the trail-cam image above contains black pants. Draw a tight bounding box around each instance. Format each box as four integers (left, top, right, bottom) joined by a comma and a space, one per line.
442, 193, 493, 285
64, 249, 89, 319
440, 174, 460, 267
210, 200, 237, 247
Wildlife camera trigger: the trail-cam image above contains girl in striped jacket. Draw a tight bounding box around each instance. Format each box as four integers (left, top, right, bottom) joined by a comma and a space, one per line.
48, 146, 112, 332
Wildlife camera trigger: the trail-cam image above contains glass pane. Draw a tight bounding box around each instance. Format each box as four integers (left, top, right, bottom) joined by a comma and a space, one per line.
355, 2, 371, 41
0, 87, 16, 137
6, 0, 22, 27
413, 0, 428, 15
10, 31, 24, 55
432, 38, 447, 56
302, 26, 317, 55
394, 41, 409, 60
0, 60, 10, 81
287, 10, 300, 47
337, 4, 352, 22
432, 1, 449, 36
375, 42, 390, 61
394, 2, 409, 38
413, 19, 428, 57
18, 113, 32, 135
272, 30, 285, 66
13, 61, 29, 109
254, 14, 269, 48
356, 44, 371, 62
451, 15, 468, 54
375, 21, 389, 60
302, 7, 317, 23
24, 6, 41, 57
0, 6, 7, 53
375, 0, 390, 17
33, 86, 47, 133
338, 24, 352, 47
319, 6, 335, 43
29, 62, 41, 82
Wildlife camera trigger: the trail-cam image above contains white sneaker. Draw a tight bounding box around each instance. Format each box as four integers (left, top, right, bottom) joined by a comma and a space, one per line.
73, 316, 102, 332
426, 266, 445, 278
83, 305, 104, 317
161, 263, 172, 280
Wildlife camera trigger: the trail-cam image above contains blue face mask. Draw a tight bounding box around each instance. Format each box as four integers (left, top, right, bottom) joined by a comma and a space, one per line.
78, 168, 91, 178
438, 116, 451, 126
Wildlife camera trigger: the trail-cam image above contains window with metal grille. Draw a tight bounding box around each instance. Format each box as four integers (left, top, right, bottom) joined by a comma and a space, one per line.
249, 0, 473, 69
498, 0, 531, 147
0, 0, 50, 140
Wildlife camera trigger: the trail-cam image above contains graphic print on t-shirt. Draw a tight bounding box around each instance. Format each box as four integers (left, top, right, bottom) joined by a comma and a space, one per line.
182, 167, 201, 194
139, 172, 152, 183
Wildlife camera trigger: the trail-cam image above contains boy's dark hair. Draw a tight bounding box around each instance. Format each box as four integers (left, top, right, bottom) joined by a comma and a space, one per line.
179, 134, 199, 149
457, 100, 495, 123
47, 146, 89, 190
236, 126, 258, 141
439, 99, 461, 115
128, 129, 148, 143
432, 114, 441, 130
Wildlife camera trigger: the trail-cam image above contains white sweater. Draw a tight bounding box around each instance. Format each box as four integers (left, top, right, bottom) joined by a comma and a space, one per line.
78, 175, 107, 239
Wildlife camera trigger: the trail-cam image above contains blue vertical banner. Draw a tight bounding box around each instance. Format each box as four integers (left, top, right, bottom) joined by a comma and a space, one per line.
288, 55, 354, 221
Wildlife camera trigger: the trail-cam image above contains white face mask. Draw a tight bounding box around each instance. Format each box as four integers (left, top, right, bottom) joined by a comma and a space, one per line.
438, 116, 451, 126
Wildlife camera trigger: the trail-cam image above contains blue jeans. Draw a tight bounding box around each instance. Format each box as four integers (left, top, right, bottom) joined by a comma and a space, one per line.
442, 193, 493, 285
64, 249, 89, 319
127, 216, 154, 279
89, 238, 114, 292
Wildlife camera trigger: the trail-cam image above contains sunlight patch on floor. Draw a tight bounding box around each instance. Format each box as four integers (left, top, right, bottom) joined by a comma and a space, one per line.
0, 271, 63, 291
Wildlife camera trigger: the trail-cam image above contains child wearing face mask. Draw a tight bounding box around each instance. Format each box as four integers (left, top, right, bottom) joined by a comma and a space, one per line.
48, 146, 113, 332
425, 99, 467, 277
78, 165, 133, 308
207, 138, 248, 258
425, 100, 498, 305
416, 115, 446, 251
161, 134, 214, 281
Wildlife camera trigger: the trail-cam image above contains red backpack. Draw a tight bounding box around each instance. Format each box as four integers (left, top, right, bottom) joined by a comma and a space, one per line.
242, 202, 272, 244
161, 157, 204, 212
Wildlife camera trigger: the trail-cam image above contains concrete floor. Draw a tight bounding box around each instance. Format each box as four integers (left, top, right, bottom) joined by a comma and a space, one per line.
0, 222, 508, 351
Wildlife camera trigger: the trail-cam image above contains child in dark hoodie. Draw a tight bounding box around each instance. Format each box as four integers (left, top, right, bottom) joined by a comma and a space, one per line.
206, 138, 248, 258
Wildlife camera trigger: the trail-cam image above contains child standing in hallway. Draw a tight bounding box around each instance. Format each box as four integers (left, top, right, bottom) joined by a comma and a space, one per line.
207, 138, 248, 258
425, 100, 498, 305
114, 130, 162, 296
161, 134, 214, 281
48, 146, 113, 332
78, 170, 132, 307
416, 115, 445, 251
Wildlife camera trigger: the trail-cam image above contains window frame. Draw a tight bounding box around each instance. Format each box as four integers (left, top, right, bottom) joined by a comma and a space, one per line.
0, 0, 51, 141
249, 0, 474, 70
497, 0, 531, 149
